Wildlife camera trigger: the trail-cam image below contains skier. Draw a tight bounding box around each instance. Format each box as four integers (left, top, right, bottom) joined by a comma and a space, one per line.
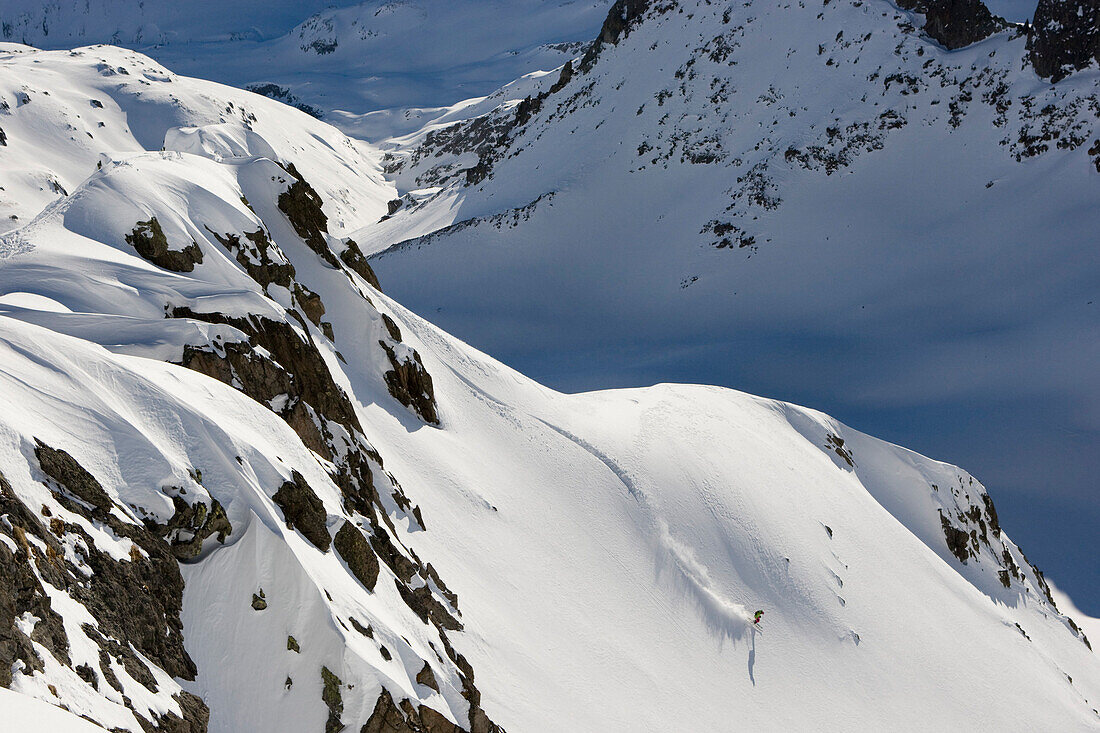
753, 610, 764, 626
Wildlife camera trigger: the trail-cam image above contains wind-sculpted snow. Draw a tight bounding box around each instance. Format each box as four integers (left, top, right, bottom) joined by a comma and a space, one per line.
0, 35, 1098, 733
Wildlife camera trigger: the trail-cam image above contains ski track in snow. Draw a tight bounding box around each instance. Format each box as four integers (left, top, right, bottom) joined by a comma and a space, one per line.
534, 414, 753, 643
656, 520, 753, 643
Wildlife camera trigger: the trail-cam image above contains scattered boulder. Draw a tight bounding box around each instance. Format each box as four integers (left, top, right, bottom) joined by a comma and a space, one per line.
252, 590, 267, 611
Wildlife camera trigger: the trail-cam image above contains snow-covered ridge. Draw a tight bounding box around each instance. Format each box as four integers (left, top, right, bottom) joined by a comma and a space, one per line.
0, 32, 1097, 733
363, 0, 1100, 571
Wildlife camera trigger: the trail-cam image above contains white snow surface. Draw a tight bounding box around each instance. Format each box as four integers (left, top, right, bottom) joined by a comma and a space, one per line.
0, 32, 1097, 733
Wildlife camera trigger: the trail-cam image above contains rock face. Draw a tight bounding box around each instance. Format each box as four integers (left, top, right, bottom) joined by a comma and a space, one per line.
1030, 0, 1100, 81
126, 217, 204, 272
0, 450, 210, 731
896, 0, 1003, 49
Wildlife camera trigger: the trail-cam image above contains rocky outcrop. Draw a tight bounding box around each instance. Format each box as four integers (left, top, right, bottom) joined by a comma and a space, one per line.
361, 689, 463, 733
321, 666, 344, 733
1029, 0, 1100, 81
897, 0, 1003, 50
272, 470, 331, 552
380, 342, 440, 425
939, 510, 974, 563
580, 0, 652, 71
0, 445, 210, 731
153, 494, 232, 560
335, 521, 380, 591
416, 662, 439, 693
126, 217, 204, 273
277, 163, 340, 267
340, 239, 384, 291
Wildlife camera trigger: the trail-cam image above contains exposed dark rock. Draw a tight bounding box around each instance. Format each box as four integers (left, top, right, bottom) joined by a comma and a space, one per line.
208, 228, 295, 291
288, 635, 300, 652
0, 474, 70, 684
464, 159, 492, 186
125, 217, 204, 273
387, 199, 403, 216
335, 521, 380, 591
252, 590, 268, 611
437, 635, 503, 733
361, 689, 464, 733
0, 126, 6, 146
380, 341, 440, 425
824, 434, 854, 468
34, 440, 112, 515
381, 314, 403, 342
321, 666, 345, 733
294, 283, 327, 327
75, 663, 98, 689
549, 60, 574, 94
245, 83, 323, 118
939, 511, 973, 563
1, 452, 209, 730
897, 0, 1003, 50
273, 470, 331, 552
1029, 0, 1100, 81
416, 662, 439, 693
174, 309, 364, 461
395, 580, 462, 632
151, 494, 232, 559
340, 240, 383, 290
278, 163, 339, 267
580, 0, 652, 71
350, 618, 374, 637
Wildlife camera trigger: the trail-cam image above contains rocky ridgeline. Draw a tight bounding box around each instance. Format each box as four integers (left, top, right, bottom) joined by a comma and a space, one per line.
0, 111, 499, 730
164, 165, 500, 732
383, 0, 1099, 256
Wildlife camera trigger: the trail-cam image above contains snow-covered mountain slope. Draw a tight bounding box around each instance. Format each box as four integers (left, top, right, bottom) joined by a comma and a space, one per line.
0, 39, 1098, 733
0, 43, 393, 236
366, 0, 1100, 577
0, 1, 614, 128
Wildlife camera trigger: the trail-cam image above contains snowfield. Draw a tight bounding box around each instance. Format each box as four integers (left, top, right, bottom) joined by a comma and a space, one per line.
0, 10, 1098, 733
